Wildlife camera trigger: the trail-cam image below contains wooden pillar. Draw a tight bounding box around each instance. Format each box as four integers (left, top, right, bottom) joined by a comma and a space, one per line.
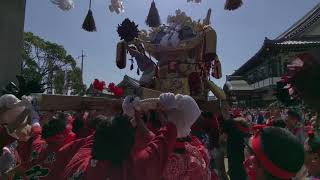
0, 0, 26, 89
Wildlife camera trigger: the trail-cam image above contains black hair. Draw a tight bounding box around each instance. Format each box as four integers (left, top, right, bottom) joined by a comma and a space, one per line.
92, 114, 135, 167
260, 127, 304, 179
73, 113, 106, 137
287, 110, 301, 121
272, 119, 286, 128
42, 113, 67, 139
148, 110, 161, 130
72, 114, 85, 136
201, 111, 213, 119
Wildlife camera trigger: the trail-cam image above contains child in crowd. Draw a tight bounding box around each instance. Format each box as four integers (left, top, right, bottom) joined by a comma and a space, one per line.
304, 130, 320, 179
244, 127, 305, 180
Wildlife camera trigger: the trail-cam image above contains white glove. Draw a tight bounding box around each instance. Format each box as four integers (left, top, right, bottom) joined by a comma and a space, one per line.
159, 93, 177, 110
21, 95, 33, 110
122, 96, 140, 118
21, 96, 39, 126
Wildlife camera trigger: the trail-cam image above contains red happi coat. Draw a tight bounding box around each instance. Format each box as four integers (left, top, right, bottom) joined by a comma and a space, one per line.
12, 125, 90, 180
162, 136, 211, 180
63, 123, 177, 180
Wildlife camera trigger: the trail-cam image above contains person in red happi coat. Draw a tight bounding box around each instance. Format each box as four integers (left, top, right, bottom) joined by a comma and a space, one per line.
63, 94, 180, 180
11, 111, 87, 180
158, 93, 212, 180
63, 113, 177, 180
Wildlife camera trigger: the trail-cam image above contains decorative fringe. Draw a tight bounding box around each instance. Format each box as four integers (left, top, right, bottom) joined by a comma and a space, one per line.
224, 0, 243, 11
137, 68, 140, 75
211, 57, 222, 79
130, 59, 134, 70
82, 0, 96, 32
145, 1, 161, 28
155, 66, 159, 78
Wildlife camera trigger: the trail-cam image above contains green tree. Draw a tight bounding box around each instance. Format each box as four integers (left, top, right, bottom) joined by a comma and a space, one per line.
22, 32, 85, 95
69, 67, 86, 95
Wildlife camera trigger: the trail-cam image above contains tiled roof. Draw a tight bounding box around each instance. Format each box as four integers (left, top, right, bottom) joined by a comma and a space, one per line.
233, 3, 320, 76
118, 75, 140, 88
277, 3, 320, 40
273, 40, 320, 46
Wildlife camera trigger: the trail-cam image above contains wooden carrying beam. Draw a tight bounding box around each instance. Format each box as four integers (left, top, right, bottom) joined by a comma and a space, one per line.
31, 94, 123, 111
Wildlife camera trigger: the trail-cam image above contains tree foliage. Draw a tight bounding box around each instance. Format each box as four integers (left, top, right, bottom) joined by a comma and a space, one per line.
22, 32, 86, 95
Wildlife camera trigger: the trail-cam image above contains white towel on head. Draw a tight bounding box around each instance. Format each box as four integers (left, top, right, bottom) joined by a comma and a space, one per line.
0, 94, 20, 109
166, 94, 201, 138
0, 94, 26, 125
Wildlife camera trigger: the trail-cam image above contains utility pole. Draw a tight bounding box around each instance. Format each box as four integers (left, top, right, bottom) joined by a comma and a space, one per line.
78, 50, 86, 83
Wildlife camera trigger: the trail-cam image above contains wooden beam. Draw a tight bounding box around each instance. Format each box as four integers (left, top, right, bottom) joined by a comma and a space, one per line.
32, 94, 122, 112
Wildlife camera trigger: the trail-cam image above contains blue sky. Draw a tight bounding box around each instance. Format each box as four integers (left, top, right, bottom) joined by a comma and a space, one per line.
24, 0, 319, 87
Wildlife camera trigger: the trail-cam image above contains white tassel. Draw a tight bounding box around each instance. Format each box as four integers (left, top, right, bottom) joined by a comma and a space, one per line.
109, 0, 124, 14
50, 0, 74, 11
187, 0, 202, 3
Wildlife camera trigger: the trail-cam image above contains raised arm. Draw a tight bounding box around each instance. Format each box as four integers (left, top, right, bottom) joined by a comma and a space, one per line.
133, 122, 177, 180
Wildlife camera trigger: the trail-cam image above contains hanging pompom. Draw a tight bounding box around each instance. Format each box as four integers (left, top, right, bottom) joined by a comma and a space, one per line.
145, 1, 161, 28
224, 0, 243, 11
82, 0, 96, 32
51, 0, 74, 11
137, 68, 140, 75
109, 0, 124, 14
117, 18, 139, 42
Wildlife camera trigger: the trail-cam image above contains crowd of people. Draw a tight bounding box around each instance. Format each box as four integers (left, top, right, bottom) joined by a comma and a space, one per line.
0, 93, 319, 180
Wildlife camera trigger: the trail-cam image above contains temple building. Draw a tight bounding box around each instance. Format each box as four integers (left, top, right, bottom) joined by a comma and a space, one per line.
225, 3, 320, 107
